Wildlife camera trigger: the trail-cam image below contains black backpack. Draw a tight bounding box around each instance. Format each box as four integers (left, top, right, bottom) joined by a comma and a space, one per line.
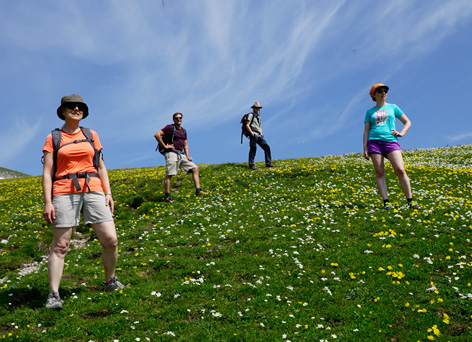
155, 124, 187, 155
240, 113, 254, 143
44, 127, 101, 191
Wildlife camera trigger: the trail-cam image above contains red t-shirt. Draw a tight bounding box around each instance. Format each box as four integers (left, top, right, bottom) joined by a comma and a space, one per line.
161, 124, 187, 153
43, 129, 104, 196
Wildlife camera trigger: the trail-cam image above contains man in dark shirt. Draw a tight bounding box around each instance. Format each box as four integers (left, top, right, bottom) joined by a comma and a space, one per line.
154, 112, 203, 202
245, 102, 273, 170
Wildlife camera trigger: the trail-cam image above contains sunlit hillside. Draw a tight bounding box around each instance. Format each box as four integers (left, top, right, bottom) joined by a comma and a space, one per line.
0, 167, 29, 180
1, 145, 471, 341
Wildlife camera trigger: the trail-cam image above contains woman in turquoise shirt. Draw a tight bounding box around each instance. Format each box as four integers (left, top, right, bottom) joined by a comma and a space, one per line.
363, 83, 419, 210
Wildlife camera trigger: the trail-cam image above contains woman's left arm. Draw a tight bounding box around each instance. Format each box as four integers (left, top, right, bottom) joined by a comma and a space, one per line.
97, 154, 114, 214
392, 114, 411, 138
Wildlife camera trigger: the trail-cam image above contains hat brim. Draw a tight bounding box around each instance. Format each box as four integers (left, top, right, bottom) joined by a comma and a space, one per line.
376, 86, 389, 91
369, 84, 389, 98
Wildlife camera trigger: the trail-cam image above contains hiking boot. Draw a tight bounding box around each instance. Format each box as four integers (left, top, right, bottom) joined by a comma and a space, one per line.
105, 276, 125, 292
46, 292, 63, 310
249, 165, 258, 170
409, 201, 419, 210
164, 196, 174, 203
383, 204, 392, 210
266, 164, 274, 168
196, 188, 207, 197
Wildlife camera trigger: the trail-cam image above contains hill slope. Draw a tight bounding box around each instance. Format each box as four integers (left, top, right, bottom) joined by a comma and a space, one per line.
0, 167, 29, 179
0, 145, 471, 341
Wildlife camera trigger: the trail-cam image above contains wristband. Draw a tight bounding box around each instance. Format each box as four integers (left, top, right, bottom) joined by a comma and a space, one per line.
105, 192, 112, 196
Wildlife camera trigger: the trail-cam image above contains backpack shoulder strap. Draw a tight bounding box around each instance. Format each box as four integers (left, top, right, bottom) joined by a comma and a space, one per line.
171, 124, 186, 140
80, 127, 100, 169
51, 128, 62, 179
51, 128, 62, 151
168, 124, 176, 143
80, 127, 94, 144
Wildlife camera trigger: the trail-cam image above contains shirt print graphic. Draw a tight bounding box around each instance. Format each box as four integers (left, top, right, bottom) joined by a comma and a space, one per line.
375, 109, 387, 126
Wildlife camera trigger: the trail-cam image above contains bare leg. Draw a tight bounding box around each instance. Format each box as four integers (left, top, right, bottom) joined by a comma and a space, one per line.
48, 228, 73, 293
370, 153, 388, 200
386, 150, 412, 199
164, 175, 172, 194
190, 167, 200, 189
92, 221, 118, 283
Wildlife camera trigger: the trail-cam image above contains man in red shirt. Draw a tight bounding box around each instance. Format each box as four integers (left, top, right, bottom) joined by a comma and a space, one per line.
154, 112, 203, 202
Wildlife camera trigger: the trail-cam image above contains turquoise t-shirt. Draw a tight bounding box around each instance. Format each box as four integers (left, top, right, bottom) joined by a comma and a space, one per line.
364, 103, 404, 142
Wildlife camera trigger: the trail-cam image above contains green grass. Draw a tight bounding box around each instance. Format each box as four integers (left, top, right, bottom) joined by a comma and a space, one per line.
1, 145, 472, 341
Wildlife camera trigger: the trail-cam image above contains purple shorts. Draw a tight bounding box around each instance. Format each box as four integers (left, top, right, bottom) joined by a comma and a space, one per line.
367, 140, 401, 157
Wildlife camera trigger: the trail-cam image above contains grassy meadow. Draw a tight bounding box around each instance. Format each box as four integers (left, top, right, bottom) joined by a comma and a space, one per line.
1, 145, 472, 341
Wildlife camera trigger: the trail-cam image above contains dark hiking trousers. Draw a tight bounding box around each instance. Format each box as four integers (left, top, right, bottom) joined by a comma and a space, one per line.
249, 135, 272, 167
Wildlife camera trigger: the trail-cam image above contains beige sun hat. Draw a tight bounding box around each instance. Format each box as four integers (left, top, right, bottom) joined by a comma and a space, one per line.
251, 101, 262, 109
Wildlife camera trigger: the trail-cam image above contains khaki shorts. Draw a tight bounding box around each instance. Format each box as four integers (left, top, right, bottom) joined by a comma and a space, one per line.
52, 192, 114, 228
164, 152, 197, 176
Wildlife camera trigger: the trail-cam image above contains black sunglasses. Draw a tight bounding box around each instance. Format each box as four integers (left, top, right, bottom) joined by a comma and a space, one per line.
174, 117, 183, 120
376, 88, 388, 94
65, 102, 87, 111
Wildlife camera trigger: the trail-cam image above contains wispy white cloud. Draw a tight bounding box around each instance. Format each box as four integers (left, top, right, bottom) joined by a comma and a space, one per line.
0, 0, 471, 174
448, 132, 472, 143
0, 118, 42, 163
304, 91, 365, 141
91, 1, 349, 139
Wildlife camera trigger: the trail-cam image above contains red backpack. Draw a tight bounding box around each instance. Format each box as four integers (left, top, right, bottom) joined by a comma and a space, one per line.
240, 113, 254, 143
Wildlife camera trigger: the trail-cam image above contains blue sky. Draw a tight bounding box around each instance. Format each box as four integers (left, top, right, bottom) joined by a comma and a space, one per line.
1, 0, 471, 176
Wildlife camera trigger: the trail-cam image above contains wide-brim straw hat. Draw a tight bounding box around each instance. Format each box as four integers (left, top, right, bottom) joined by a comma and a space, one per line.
57, 94, 89, 120
251, 101, 263, 109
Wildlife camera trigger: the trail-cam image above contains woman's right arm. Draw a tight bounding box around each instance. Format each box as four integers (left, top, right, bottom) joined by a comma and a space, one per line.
42, 151, 55, 225
363, 122, 371, 160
